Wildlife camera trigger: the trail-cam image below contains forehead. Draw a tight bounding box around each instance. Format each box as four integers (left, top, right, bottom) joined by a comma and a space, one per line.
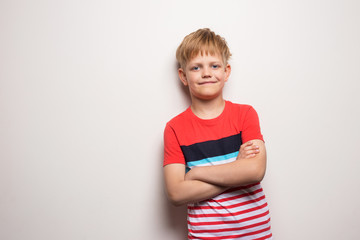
188, 51, 223, 64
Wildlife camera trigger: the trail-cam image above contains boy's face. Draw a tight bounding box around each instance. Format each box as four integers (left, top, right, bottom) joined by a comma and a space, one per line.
178, 52, 231, 101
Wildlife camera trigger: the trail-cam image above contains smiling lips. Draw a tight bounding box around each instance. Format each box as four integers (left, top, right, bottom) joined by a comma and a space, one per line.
199, 81, 218, 85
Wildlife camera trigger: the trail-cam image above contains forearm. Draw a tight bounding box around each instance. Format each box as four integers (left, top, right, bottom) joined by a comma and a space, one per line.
186, 159, 265, 187
187, 140, 267, 187
164, 163, 228, 206
166, 179, 228, 206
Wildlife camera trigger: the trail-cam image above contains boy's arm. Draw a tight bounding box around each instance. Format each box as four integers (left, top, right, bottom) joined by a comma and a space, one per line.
163, 141, 260, 206
185, 139, 266, 187
163, 163, 228, 206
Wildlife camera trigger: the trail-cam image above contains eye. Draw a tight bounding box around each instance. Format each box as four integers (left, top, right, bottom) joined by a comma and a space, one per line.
191, 66, 200, 71
212, 64, 220, 69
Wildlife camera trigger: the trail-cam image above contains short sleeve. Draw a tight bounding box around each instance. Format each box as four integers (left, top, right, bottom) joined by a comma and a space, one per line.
241, 106, 264, 143
163, 123, 186, 166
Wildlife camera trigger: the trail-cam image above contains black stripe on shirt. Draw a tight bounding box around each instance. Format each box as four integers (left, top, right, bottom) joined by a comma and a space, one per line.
180, 132, 242, 163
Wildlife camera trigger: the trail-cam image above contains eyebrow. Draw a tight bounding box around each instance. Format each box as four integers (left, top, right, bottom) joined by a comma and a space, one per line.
190, 61, 222, 65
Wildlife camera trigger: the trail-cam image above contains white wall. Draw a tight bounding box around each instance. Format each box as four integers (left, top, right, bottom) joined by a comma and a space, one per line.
1, 0, 359, 239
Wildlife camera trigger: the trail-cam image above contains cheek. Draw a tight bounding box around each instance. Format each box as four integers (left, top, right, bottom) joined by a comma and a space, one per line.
187, 72, 198, 79
217, 73, 227, 81
187, 76, 198, 85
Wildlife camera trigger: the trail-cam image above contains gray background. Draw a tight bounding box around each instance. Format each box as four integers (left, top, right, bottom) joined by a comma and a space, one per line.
1, 0, 360, 239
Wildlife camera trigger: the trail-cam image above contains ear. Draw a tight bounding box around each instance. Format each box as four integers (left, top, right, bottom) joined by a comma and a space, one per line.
224, 64, 231, 82
178, 68, 188, 86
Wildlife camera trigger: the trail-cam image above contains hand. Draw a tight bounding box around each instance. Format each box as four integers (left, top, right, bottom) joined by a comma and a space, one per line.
236, 141, 260, 160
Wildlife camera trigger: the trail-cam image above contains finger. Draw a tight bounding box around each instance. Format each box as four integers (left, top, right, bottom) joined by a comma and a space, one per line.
244, 149, 260, 156
245, 150, 260, 158
240, 141, 253, 150
243, 141, 253, 147
245, 153, 257, 159
243, 145, 259, 151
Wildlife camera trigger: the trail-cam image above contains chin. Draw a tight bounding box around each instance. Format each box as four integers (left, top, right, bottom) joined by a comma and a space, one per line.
195, 93, 221, 101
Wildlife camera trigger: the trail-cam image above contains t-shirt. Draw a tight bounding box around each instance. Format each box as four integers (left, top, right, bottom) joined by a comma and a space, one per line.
164, 101, 272, 239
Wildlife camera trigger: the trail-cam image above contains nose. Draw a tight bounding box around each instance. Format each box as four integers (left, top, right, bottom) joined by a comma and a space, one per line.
202, 66, 212, 78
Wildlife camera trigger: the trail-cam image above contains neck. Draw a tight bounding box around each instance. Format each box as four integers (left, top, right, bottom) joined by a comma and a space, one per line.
190, 95, 226, 120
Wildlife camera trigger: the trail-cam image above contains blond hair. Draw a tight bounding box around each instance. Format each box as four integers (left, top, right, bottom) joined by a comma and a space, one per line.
176, 28, 232, 69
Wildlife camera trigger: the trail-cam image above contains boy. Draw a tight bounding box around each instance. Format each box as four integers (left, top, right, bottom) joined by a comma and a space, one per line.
163, 28, 272, 239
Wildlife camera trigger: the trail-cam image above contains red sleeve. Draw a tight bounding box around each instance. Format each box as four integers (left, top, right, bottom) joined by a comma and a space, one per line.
241, 106, 264, 143
163, 123, 185, 167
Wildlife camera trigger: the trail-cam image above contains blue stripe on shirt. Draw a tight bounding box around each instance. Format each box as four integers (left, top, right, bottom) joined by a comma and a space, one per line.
187, 151, 239, 167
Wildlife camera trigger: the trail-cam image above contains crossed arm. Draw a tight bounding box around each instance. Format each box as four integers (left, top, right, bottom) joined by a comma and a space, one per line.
163, 139, 266, 206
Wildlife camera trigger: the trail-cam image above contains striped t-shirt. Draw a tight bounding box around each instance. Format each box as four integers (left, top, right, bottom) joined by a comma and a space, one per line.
164, 101, 272, 239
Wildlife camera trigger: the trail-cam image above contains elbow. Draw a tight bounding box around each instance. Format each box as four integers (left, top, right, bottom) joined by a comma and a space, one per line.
254, 169, 265, 182
250, 164, 266, 183
167, 191, 186, 207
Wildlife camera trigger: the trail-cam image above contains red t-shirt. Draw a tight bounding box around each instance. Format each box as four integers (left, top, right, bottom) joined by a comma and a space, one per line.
163, 101, 272, 239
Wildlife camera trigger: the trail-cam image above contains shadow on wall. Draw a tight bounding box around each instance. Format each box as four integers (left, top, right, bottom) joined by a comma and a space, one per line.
158, 64, 190, 239
158, 142, 188, 240
164, 202, 188, 240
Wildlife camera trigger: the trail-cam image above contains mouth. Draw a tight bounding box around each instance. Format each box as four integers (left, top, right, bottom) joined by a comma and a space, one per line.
198, 81, 218, 85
